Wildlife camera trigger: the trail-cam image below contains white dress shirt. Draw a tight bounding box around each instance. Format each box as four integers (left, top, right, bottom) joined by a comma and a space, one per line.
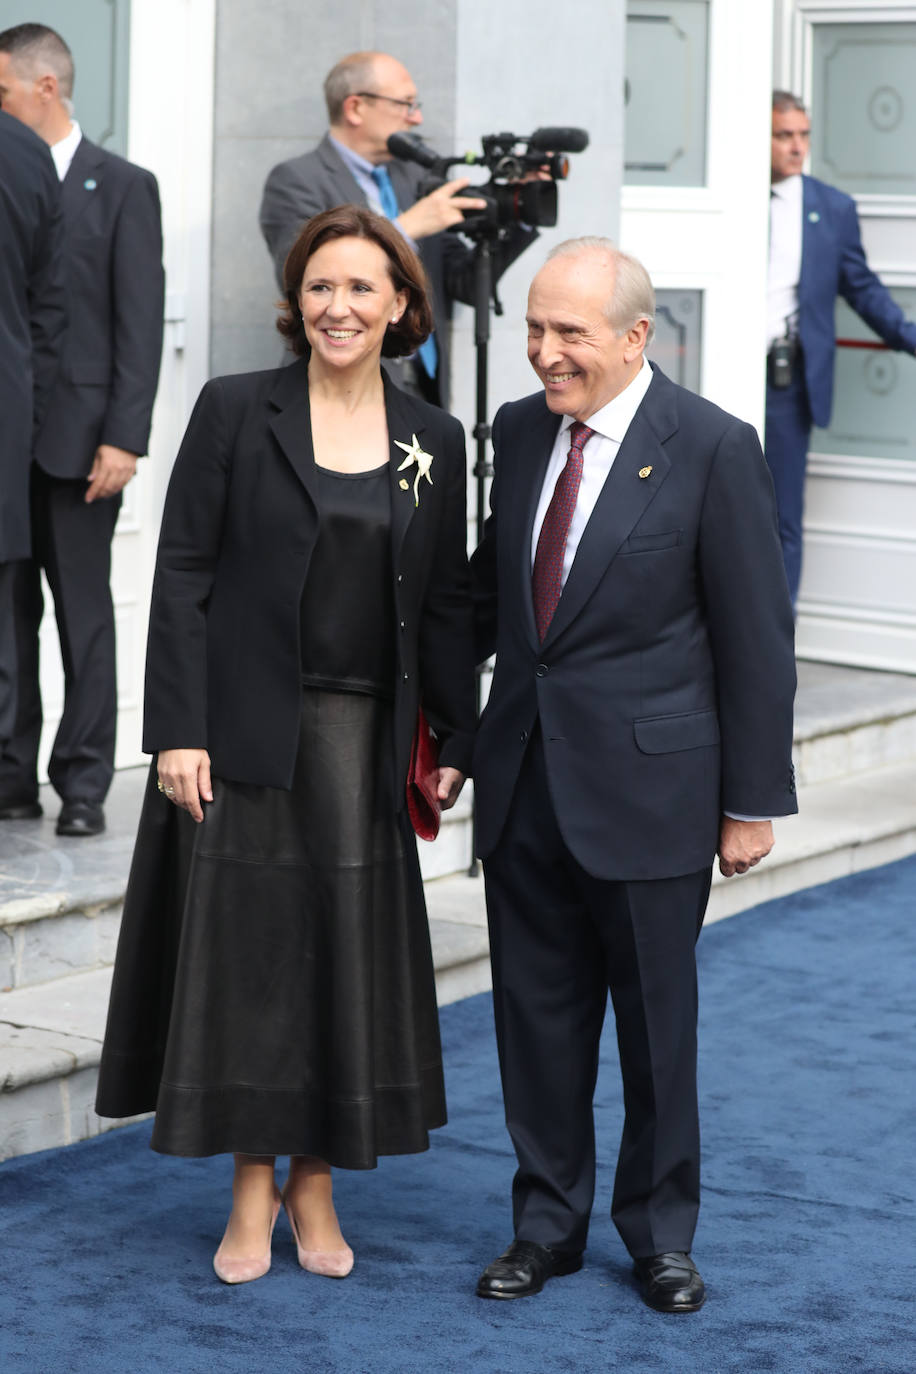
767, 174, 803, 350
50, 120, 82, 182
531, 358, 653, 580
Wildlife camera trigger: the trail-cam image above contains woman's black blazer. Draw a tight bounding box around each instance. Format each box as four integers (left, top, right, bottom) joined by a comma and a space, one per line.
142, 358, 476, 796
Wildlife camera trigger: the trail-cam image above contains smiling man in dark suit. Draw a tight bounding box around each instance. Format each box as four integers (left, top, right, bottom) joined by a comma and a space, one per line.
766, 90, 916, 606
0, 23, 164, 835
259, 50, 536, 408
471, 238, 797, 1312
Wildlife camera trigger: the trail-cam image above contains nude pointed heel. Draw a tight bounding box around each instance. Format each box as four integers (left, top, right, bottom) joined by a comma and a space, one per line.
213, 1193, 282, 1284
282, 1192, 354, 1278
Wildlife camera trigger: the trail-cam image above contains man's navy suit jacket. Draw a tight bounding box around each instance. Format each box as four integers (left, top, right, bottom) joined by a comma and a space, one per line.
34, 136, 164, 479
797, 174, 916, 428
471, 365, 798, 883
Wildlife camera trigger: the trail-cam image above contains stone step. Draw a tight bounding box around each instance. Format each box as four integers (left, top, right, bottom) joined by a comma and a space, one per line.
792, 661, 916, 787
3, 754, 915, 1161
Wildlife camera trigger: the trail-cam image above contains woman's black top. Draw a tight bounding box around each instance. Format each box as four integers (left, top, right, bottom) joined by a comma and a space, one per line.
299, 464, 396, 699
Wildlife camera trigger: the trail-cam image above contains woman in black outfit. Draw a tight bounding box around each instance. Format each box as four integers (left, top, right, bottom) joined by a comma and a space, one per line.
96, 207, 476, 1284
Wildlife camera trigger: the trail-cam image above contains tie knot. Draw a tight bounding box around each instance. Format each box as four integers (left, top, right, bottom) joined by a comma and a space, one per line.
568, 422, 594, 456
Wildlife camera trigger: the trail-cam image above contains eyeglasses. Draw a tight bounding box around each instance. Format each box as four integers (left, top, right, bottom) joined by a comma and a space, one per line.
356, 92, 422, 116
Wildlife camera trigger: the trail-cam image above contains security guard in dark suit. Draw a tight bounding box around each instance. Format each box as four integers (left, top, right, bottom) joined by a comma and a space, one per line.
0, 24, 164, 835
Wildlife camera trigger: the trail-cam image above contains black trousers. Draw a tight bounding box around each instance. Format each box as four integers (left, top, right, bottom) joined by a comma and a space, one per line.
483, 729, 712, 1259
0, 562, 18, 746
0, 466, 121, 804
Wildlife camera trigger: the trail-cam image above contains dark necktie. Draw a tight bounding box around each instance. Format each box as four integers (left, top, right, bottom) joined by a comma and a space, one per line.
370, 164, 438, 380
531, 421, 595, 642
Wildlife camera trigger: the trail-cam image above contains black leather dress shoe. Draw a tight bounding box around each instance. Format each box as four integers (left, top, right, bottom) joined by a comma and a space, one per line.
56, 800, 105, 837
476, 1239, 583, 1300
0, 798, 43, 820
633, 1251, 705, 1312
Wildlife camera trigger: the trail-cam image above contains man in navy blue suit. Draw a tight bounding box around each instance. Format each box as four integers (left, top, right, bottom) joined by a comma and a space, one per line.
766, 90, 916, 605
471, 238, 796, 1313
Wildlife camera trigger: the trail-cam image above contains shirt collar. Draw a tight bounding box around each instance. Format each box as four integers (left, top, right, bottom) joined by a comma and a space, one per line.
50, 119, 82, 181
770, 173, 802, 205
329, 133, 377, 179
563, 357, 652, 444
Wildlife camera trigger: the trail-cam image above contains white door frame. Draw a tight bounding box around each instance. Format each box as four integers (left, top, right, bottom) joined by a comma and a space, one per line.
775, 0, 916, 673
620, 0, 775, 433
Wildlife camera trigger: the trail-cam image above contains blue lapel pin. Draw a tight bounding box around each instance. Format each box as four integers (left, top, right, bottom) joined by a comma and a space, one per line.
84, 177, 97, 190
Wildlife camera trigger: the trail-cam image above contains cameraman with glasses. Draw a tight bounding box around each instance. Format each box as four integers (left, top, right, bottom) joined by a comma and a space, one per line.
260, 50, 538, 407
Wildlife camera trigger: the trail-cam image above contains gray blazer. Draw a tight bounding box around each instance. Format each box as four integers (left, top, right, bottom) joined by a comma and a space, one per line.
259, 133, 536, 409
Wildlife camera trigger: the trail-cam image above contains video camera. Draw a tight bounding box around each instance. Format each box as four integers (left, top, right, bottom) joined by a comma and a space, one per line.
386, 126, 589, 236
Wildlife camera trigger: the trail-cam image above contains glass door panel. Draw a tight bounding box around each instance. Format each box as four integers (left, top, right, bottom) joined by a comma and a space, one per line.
810, 288, 916, 461
648, 289, 703, 392
624, 0, 709, 187
811, 21, 916, 198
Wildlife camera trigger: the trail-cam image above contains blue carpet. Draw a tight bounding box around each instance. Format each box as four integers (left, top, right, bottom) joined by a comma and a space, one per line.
2, 856, 915, 1374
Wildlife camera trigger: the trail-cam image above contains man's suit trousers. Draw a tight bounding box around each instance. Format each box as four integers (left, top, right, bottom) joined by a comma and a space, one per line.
764, 371, 814, 608
0, 467, 121, 804
482, 727, 712, 1260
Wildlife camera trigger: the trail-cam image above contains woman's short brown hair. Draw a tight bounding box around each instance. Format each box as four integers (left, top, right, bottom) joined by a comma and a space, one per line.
277, 204, 434, 358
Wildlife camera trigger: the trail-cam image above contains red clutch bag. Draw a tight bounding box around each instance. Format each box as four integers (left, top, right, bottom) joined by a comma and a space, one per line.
407, 706, 441, 841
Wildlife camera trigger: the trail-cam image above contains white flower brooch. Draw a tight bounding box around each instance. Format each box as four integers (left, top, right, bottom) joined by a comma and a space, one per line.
395, 433, 434, 507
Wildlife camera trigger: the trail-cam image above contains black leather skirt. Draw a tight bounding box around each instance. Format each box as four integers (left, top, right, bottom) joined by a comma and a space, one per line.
96, 689, 446, 1167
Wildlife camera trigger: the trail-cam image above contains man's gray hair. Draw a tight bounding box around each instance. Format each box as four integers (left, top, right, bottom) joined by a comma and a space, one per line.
546, 237, 656, 344
0, 22, 74, 108
772, 89, 806, 116
324, 52, 385, 124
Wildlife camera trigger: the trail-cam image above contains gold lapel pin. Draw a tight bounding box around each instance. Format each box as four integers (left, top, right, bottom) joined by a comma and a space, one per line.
638, 466, 653, 479
398, 478, 409, 490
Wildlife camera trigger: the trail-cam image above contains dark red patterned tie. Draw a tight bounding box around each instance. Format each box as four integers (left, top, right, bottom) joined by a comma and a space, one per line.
531, 421, 595, 642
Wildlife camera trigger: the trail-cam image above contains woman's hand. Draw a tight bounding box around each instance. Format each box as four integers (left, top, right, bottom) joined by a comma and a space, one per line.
157, 749, 213, 823
436, 767, 465, 811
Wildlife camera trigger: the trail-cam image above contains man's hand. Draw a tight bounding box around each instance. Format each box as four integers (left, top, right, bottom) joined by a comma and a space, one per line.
85, 444, 138, 503
436, 766, 465, 811
397, 177, 487, 241
157, 748, 213, 823
717, 817, 774, 877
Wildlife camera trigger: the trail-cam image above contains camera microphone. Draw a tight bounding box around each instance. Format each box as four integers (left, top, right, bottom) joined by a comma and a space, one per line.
386, 133, 442, 168
528, 127, 589, 154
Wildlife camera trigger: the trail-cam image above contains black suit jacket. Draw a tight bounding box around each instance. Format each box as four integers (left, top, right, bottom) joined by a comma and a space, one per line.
143, 360, 476, 797
258, 133, 536, 408
34, 136, 164, 479
471, 365, 798, 881
0, 112, 65, 561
